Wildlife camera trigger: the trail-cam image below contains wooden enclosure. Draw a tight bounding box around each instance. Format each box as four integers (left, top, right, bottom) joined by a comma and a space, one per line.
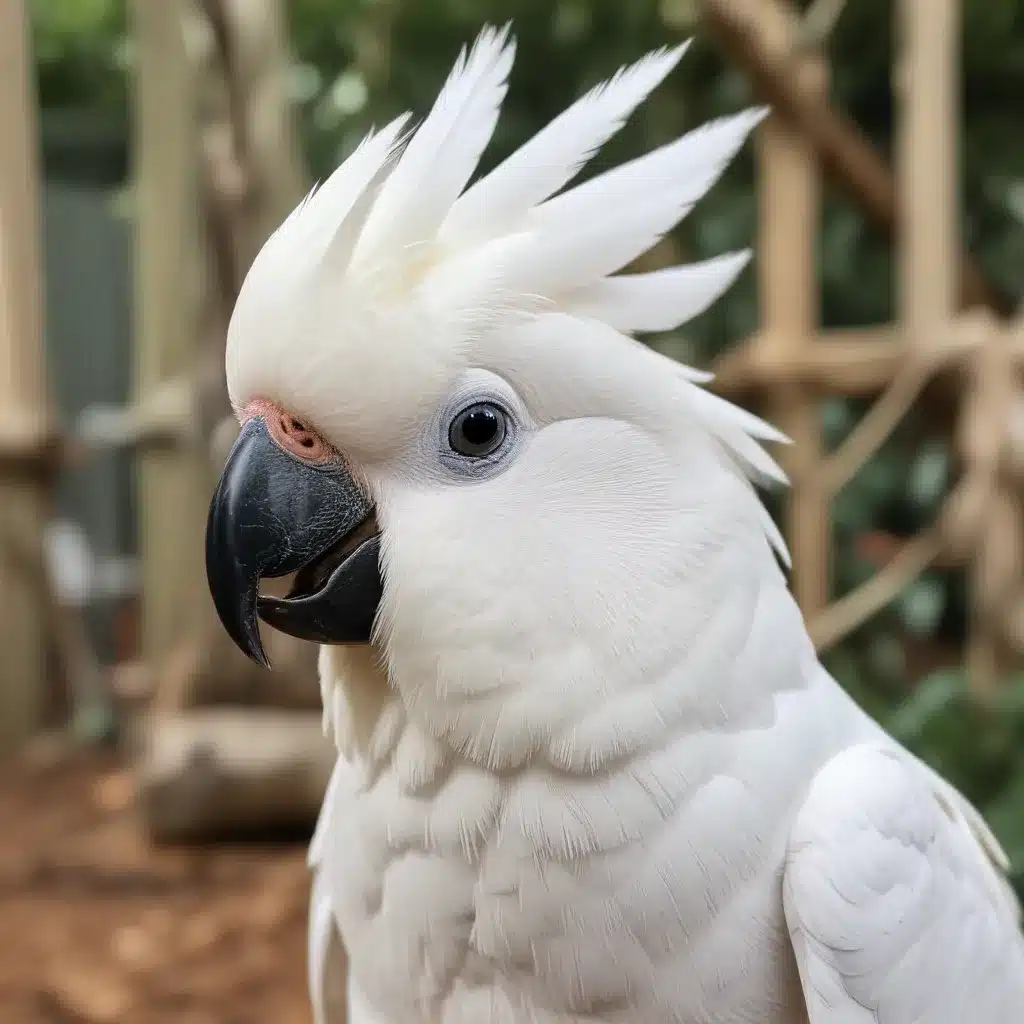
0, 0, 1021, 775
703, 0, 1024, 694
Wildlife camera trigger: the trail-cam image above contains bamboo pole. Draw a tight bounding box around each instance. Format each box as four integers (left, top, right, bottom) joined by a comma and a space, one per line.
133, 0, 329, 841
713, 317, 1013, 398
147, 0, 320, 713
896, 0, 978, 689
0, 0, 52, 752
898, 0, 958, 339
756, 6, 830, 618
129, 0, 208, 664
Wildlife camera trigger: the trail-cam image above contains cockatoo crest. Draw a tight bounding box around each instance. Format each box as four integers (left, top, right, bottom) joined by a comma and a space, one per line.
227, 23, 788, 560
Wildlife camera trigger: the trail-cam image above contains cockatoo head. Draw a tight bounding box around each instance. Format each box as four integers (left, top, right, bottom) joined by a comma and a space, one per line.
207, 26, 792, 766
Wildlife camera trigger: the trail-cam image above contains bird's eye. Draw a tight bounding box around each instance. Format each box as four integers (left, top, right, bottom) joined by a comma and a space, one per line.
448, 402, 507, 458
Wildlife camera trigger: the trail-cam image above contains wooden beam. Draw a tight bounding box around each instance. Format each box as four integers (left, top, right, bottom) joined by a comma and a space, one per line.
138, 0, 321, 718
897, 0, 987, 692
713, 311, 1021, 398
0, 0, 51, 752
214, 0, 308, 268
129, 0, 208, 664
898, 0, 958, 336
756, 4, 830, 618
713, 326, 906, 395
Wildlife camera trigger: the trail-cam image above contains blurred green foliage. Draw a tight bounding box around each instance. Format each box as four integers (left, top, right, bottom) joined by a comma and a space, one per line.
31, 0, 127, 116
29, 0, 1024, 884
886, 669, 1024, 894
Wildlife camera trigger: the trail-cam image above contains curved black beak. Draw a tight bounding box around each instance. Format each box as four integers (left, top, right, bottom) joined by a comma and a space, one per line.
205, 417, 382, 667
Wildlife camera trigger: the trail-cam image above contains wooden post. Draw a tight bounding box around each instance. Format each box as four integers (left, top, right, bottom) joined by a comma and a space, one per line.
219, 0, 308, 264
756, 7, 831, 617
133, 0, 332, 843
0, 0, 51, 751
898, 0, 958, 336
896, 0, 977, 686
129, 0, 208, 664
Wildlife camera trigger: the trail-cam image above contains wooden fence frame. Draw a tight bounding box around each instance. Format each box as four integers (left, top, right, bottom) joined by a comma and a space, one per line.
2, 0, 1022, 758
702, 0, 1024, 693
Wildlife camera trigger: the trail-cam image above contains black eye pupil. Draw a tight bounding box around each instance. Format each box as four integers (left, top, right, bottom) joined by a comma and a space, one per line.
449, 402, 507, 457
462, 409, 498, 446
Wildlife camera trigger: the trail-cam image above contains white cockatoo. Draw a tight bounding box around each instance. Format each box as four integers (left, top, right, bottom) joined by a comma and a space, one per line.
205, 25, 1024, 1023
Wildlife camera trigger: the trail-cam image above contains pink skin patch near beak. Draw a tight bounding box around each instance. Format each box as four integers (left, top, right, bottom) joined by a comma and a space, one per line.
242, 398, 341, 466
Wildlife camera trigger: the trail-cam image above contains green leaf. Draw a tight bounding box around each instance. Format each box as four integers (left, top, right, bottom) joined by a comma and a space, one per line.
908, 442, 951, 510
887, 668, 967, 744
867, 631, 906, 682
821, 397, 855, 450
896, 575, 946, 637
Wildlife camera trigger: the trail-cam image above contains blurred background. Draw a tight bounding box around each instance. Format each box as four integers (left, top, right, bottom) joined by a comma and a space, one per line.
1, 0, 1023, 1020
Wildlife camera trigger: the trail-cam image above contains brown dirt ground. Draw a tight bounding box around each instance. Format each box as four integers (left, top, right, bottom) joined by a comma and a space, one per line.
0, 742, 314, 1023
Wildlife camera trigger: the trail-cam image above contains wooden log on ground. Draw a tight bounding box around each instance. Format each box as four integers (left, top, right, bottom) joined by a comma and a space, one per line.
136, 709, 336, 843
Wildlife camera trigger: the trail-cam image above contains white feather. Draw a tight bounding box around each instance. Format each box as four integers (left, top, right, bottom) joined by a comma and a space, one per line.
356, 25, 515, 263
283, 114, 411, 264
441, 41, 689, 247
707, 412, 789, 486
563, 250, 751, 333
685, 384, 791, 447
672, 364, 715, 384
308, 867, 335, 1024
503, 108, 767, 297
323, 138, 409, 279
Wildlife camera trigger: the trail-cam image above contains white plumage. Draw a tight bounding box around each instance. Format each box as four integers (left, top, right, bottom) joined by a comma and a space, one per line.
225, 25, 1024, 1023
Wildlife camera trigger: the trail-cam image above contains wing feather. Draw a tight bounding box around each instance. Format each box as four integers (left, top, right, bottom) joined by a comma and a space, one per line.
784, 743, 1024, 1023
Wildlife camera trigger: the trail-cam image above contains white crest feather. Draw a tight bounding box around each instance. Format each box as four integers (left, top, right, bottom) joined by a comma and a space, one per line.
441, 41, 690, 247
499, 108, 768, 298
356, 24, 516, 264
563, 250, 751, 333
278, 114, 412, 265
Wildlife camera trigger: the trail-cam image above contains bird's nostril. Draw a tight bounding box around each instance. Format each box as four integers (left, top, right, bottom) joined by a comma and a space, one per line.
261, 406, 337, 464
